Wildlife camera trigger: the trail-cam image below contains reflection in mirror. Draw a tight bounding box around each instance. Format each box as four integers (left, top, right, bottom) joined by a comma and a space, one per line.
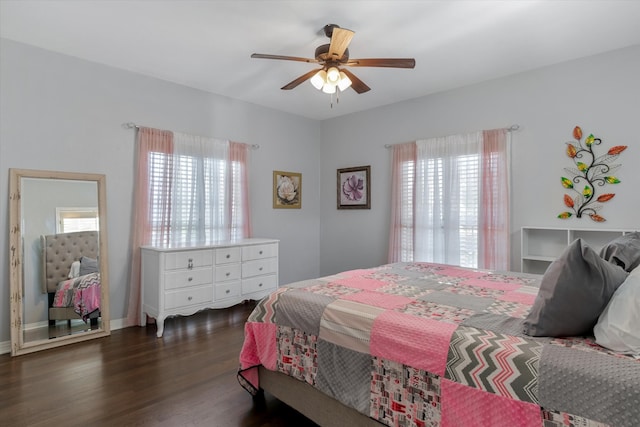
9, 169, 110, 356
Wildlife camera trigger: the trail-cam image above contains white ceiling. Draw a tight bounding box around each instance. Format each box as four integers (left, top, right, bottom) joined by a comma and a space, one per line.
2, 1, 640, 121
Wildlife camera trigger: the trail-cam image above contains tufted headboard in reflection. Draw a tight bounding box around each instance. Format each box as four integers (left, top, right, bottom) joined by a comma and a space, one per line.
40, 231, 99, 294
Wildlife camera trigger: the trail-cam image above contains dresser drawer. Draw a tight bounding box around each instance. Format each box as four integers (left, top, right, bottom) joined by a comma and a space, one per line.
165, 285, 212, 310
215, 264, 241, 282
164, 250, 213, 270
242, 274, 277, 294
165, 268, 213, 290
242, 258, 278, 278
215, 281, 241, 300
215, 247, 241, 264
242, 243, 277, 261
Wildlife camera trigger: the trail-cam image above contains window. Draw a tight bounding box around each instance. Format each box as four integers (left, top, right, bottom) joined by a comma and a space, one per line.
146, 135, 248, 247
389, 129, 509, 270
416, 154, 479, 268
397, 157, 415, 262
56, 207, 99, 233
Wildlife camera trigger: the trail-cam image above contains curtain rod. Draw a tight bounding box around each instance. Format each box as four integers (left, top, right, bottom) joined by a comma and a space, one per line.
384, 124, 520, 148
122, 122, 260, 150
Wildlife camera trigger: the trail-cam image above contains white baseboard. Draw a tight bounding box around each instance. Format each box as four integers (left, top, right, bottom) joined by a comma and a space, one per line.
109, 317, 127, 331
1, 317, 128, 355
0, 340, 10, 355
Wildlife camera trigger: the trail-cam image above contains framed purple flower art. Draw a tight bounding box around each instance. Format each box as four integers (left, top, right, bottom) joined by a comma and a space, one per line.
337, 165, 370, 210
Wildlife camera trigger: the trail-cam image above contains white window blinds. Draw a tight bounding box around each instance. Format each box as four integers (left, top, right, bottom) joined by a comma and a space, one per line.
147, 132, 245, 247
415, 131, 482, 268
56, 207, 99, 233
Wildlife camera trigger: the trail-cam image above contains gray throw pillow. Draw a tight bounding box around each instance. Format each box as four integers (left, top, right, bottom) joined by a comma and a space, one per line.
79, 256, 99, 276
599, 231, 640, 272
523, 238, 628, 337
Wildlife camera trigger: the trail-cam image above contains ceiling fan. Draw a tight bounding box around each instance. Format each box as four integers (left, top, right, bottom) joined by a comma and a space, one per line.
251, 24, 415, 95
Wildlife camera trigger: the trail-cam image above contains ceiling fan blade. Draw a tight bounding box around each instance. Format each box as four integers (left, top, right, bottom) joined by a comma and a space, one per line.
251, 53, 318, 64
346, 58, 416, 68
340, 68, 371, 94
281, 69, 321, 90
328, 27, 354, 60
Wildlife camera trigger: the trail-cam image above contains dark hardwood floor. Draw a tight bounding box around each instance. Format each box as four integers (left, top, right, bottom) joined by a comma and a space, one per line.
0, 303, 318, 427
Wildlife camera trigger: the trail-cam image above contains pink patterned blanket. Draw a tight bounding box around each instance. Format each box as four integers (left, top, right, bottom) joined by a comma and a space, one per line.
238, 262, 639, 427
53, 272, 101, 321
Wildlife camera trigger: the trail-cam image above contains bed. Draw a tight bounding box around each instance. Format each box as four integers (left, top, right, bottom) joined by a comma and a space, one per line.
40, 231, 102, 326
238, 235, 640, 427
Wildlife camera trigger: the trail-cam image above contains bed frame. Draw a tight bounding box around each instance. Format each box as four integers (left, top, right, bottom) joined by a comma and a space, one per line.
258, 366, 380, 426
40, 231, 100, 326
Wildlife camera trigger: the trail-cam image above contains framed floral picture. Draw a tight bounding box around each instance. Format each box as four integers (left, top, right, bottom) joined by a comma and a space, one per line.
273, 170, 301, 209
337, 165, 370, 209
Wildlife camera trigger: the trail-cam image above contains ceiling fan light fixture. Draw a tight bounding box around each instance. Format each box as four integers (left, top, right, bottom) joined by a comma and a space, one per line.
326, 67, 341, 84
310, 70, 326, 90
337, 71, 352, 91
322, 82, 337, 94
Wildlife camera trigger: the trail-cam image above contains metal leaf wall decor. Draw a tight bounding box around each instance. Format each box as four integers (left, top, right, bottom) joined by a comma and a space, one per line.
558, 126, 626, 222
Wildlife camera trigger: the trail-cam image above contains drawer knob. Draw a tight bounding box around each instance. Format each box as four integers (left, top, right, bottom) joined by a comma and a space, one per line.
226, 254, 230, 259
225, 289, 230, 294
259, 250, 263, 255
259, 267, 263, 271
226, 272, 231, 276
188, 296, 193, 301
188, 277, 193, 281
258, 283, 263, 287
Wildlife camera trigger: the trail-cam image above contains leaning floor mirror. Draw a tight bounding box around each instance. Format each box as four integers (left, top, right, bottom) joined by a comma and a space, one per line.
9, 168, 110, 356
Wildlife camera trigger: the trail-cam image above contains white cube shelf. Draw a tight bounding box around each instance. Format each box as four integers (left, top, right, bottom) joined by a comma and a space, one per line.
521, 227, 637, 274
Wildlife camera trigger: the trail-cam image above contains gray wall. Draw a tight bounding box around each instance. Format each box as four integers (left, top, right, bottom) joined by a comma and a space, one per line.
319, 45, 640, 275
0, 39, 322, 344
2, 37, 639, 347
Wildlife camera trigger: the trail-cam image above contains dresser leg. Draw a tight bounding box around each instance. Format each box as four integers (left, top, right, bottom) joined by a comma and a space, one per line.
156, 316, 165, 338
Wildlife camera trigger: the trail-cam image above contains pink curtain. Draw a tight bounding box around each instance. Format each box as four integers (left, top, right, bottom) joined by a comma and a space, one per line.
125, 127, 174, 326
387, 142, 417, 263
230, 142, 252, 238
479, 129, 510, 270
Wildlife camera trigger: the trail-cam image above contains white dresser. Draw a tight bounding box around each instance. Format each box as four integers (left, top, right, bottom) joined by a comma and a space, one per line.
141, 238, 278, 337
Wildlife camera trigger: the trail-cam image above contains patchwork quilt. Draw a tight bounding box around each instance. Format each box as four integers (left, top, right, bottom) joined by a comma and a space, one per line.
238, 262, 639, 427
53, 272, 101, 320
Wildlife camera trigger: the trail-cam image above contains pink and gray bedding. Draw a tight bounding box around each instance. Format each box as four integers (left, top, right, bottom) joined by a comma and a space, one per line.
53, 272, 101, 321
238, 262, 639, 427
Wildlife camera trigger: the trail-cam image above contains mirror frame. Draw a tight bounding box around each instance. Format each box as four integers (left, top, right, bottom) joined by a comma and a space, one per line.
9, 168, 110, 356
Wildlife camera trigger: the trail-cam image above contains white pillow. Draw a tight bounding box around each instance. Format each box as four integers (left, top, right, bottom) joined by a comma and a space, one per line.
594, 265, 640, 354
68, 260, 81, 279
